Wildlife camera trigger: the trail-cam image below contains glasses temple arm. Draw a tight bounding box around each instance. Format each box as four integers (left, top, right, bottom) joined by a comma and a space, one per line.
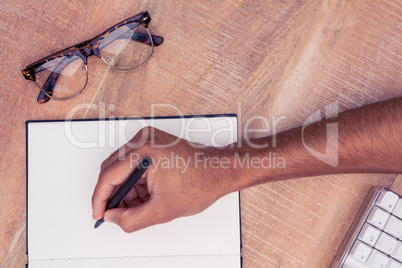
111, 32, 163, 47
132, 33, 164, 46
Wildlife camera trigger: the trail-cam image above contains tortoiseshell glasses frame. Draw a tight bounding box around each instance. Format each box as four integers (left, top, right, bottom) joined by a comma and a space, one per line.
21, 11, 163, 103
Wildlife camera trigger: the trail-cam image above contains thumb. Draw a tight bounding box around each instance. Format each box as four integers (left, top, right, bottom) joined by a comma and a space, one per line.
104, 200, 169, 233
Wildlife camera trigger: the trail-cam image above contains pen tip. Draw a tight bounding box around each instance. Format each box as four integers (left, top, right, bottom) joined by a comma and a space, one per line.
94, 218, 105, 229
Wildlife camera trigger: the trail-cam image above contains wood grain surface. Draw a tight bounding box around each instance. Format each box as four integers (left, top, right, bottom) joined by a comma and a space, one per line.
0, 0, 401, 267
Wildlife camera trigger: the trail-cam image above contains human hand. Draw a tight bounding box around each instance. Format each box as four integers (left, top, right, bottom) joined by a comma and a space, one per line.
91, 127, 236, 233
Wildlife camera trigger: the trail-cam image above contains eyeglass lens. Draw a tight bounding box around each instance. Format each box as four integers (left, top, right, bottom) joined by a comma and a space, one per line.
34, 55, 88, 100
99, 22, 154, 70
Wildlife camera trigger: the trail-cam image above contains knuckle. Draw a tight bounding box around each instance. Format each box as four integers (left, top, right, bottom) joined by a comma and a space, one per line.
100, 160, 108, 170
143, 126, 153, 132
136, 126, 151, 138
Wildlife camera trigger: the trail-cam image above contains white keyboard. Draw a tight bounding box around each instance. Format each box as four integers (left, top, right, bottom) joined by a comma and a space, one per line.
332, 188, 402, 268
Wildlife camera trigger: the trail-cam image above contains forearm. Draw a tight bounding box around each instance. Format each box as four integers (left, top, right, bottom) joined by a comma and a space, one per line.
225, 97, 402, 193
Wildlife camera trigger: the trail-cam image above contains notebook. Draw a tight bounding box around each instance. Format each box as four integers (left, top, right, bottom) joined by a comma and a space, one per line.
26, 115, 241, 268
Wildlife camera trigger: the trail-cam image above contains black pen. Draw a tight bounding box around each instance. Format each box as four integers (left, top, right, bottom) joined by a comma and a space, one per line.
94, 157, 152, 229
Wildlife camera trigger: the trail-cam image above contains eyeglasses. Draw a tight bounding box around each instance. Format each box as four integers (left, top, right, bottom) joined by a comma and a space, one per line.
21, 11, 163, 103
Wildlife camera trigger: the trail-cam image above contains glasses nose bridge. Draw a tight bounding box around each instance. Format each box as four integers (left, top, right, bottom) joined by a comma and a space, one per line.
79, 43, 101, 62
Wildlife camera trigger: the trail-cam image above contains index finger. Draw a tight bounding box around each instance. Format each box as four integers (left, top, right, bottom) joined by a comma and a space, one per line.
91, 157, 137, 220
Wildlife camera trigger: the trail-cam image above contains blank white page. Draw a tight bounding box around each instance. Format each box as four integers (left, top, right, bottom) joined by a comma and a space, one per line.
27, 116, 241, 267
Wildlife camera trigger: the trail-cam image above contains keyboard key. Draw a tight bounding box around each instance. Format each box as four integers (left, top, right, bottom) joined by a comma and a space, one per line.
343, 256, 371, 268
350, 241, 372, 263
392, 242, 402, 262
385, 216, 402, 239
358, 223, 381, 246
376, 190, 399, 213
375, 232, 398, 255
393, 199, 402, 219
367, 249, 389, 268
368, 207, 391, 230
387, 260, 402, 268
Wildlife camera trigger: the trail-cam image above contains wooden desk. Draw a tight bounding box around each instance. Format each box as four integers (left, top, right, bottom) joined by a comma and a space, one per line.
0, 0, 400, 267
